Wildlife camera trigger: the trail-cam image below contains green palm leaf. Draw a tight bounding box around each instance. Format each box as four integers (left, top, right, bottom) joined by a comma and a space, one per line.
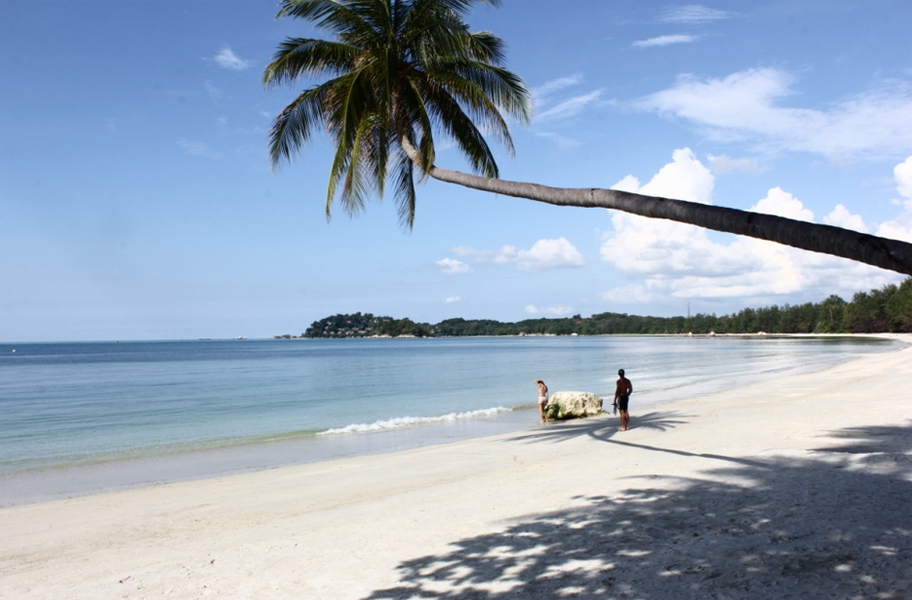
265, 0, 531, 228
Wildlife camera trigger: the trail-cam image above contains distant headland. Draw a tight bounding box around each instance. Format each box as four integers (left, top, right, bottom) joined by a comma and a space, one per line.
274, 279, 911, 339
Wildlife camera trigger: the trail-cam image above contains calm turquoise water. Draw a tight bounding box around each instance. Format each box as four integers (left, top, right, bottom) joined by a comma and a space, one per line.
0, 336, 898, 504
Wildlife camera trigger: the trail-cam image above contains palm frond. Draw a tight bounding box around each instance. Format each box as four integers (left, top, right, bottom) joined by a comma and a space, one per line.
391, 146, 417, 228
279, 0, 383, 46
445, 61, 531, 122
421, 81, 498, 177
268, 85, 330, 166
264, 38, 358, 87
267, 0, 529, 229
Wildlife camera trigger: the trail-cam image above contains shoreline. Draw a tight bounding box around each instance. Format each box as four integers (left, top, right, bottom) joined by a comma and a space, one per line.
1, 334, 910, 598
1, 333, 904, 508
0, 406, 538, 508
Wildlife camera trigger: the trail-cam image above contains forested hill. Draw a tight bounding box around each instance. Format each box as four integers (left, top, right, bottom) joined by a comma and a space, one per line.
280, 278, 912, 339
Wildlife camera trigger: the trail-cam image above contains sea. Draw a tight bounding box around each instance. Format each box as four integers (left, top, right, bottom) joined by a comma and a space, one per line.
0, 335, 900, 506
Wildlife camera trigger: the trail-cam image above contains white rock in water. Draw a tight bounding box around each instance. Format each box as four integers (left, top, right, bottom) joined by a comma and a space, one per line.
546, 391, 604, 420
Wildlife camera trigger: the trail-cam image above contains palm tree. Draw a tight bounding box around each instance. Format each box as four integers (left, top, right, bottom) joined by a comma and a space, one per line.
264, 0, 530, 228
264, 0, 912, 276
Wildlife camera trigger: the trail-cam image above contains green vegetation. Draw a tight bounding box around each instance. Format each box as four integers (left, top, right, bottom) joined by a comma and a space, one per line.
280, 279, 912, 339
264, 0, 530, 228
299, 313, 431, 338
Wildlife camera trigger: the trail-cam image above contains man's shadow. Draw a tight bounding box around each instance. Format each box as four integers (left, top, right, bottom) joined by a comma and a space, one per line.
516, 410, 689, 442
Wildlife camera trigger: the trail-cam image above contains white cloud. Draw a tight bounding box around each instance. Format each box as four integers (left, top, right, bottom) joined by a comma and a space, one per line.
534, 131, 581, 150
531, 75, 604, 124
435, 258, 473, 275
824, 205, 869, 234
660, 5, 732, 23
600, 149, 904, 306
638, 68, 912, 160
178, 140, 224, 159
895, 155, 912, 201
753, 187, 814, 222
525, 305, 573, 316
530, 75, 604, 148
875, 155, 912, 243
445, 296, 462, 303
536, 90, 604, 122
877, 215, 912, 243
453, 245, 516, 265
532, 75, 583, 100
633, 34, 697, 48
707, 154, 766, 174
213, 47, 251, 71
612, 147, 714, 203
454, 238, 585, 273
517, 238, 586, 272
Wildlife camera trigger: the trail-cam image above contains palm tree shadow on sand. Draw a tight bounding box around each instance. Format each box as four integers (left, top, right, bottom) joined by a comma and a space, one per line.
361, 422, 912, 599
515, 411, 690, 443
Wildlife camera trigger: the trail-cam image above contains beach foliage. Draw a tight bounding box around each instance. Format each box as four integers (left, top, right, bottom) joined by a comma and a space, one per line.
293, 278, 912, 337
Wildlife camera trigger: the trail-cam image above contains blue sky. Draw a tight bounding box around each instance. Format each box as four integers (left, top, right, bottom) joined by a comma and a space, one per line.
2, 0, 911, 342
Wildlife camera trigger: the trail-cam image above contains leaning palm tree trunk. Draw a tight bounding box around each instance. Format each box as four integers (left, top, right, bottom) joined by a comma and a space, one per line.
267, 0, 912, 278
402, 140, 912, 275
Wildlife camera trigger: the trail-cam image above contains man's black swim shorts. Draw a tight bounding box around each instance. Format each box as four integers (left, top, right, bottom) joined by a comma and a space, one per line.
618, 395, 630, 411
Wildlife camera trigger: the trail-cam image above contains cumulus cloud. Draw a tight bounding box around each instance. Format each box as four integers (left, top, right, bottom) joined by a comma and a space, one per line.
895, 155, 912, 201
877, 215, 912, 244
633, 34, 697, 48
445, 296, 462, 303
612, 147, 714, 203
212, 47, 251, 71
453, 237, 585, 273
875, 156, 912, 243
660, 5, 732, 23
824, 205, 869, 234
517, 238, 586, 272
753, 187, 814, 222
435, 258, 473, 275
600, 149, 905, 306
638, 68, 912, 160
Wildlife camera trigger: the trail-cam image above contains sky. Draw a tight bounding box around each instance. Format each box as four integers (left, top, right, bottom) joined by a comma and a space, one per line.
1, 0, 911, 342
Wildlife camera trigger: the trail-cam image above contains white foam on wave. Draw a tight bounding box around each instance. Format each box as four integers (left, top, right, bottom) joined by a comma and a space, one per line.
318, 406, 513, 435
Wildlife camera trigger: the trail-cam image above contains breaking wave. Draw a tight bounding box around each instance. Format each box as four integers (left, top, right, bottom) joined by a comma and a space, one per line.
318, 406, 513, 435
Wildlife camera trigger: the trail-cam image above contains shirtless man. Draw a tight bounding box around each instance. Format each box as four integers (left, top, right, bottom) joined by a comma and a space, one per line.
535, 379, 549, 423
613, 369, 633, 431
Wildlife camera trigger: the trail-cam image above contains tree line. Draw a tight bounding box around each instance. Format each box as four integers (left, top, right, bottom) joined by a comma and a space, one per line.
283, 278, 912, 339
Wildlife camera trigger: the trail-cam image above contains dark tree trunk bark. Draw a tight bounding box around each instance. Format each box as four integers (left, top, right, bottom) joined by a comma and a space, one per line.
420, 158, 912, 276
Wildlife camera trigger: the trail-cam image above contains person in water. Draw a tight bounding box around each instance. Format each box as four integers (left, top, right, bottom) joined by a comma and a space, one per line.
535, 379, 549, 423
613, 369, 633, 431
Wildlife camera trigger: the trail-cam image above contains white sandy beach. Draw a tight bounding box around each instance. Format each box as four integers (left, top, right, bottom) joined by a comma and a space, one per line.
1, 335, 910, 599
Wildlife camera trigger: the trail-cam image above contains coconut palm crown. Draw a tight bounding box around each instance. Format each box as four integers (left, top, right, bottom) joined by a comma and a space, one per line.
264, 0, 531, 227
